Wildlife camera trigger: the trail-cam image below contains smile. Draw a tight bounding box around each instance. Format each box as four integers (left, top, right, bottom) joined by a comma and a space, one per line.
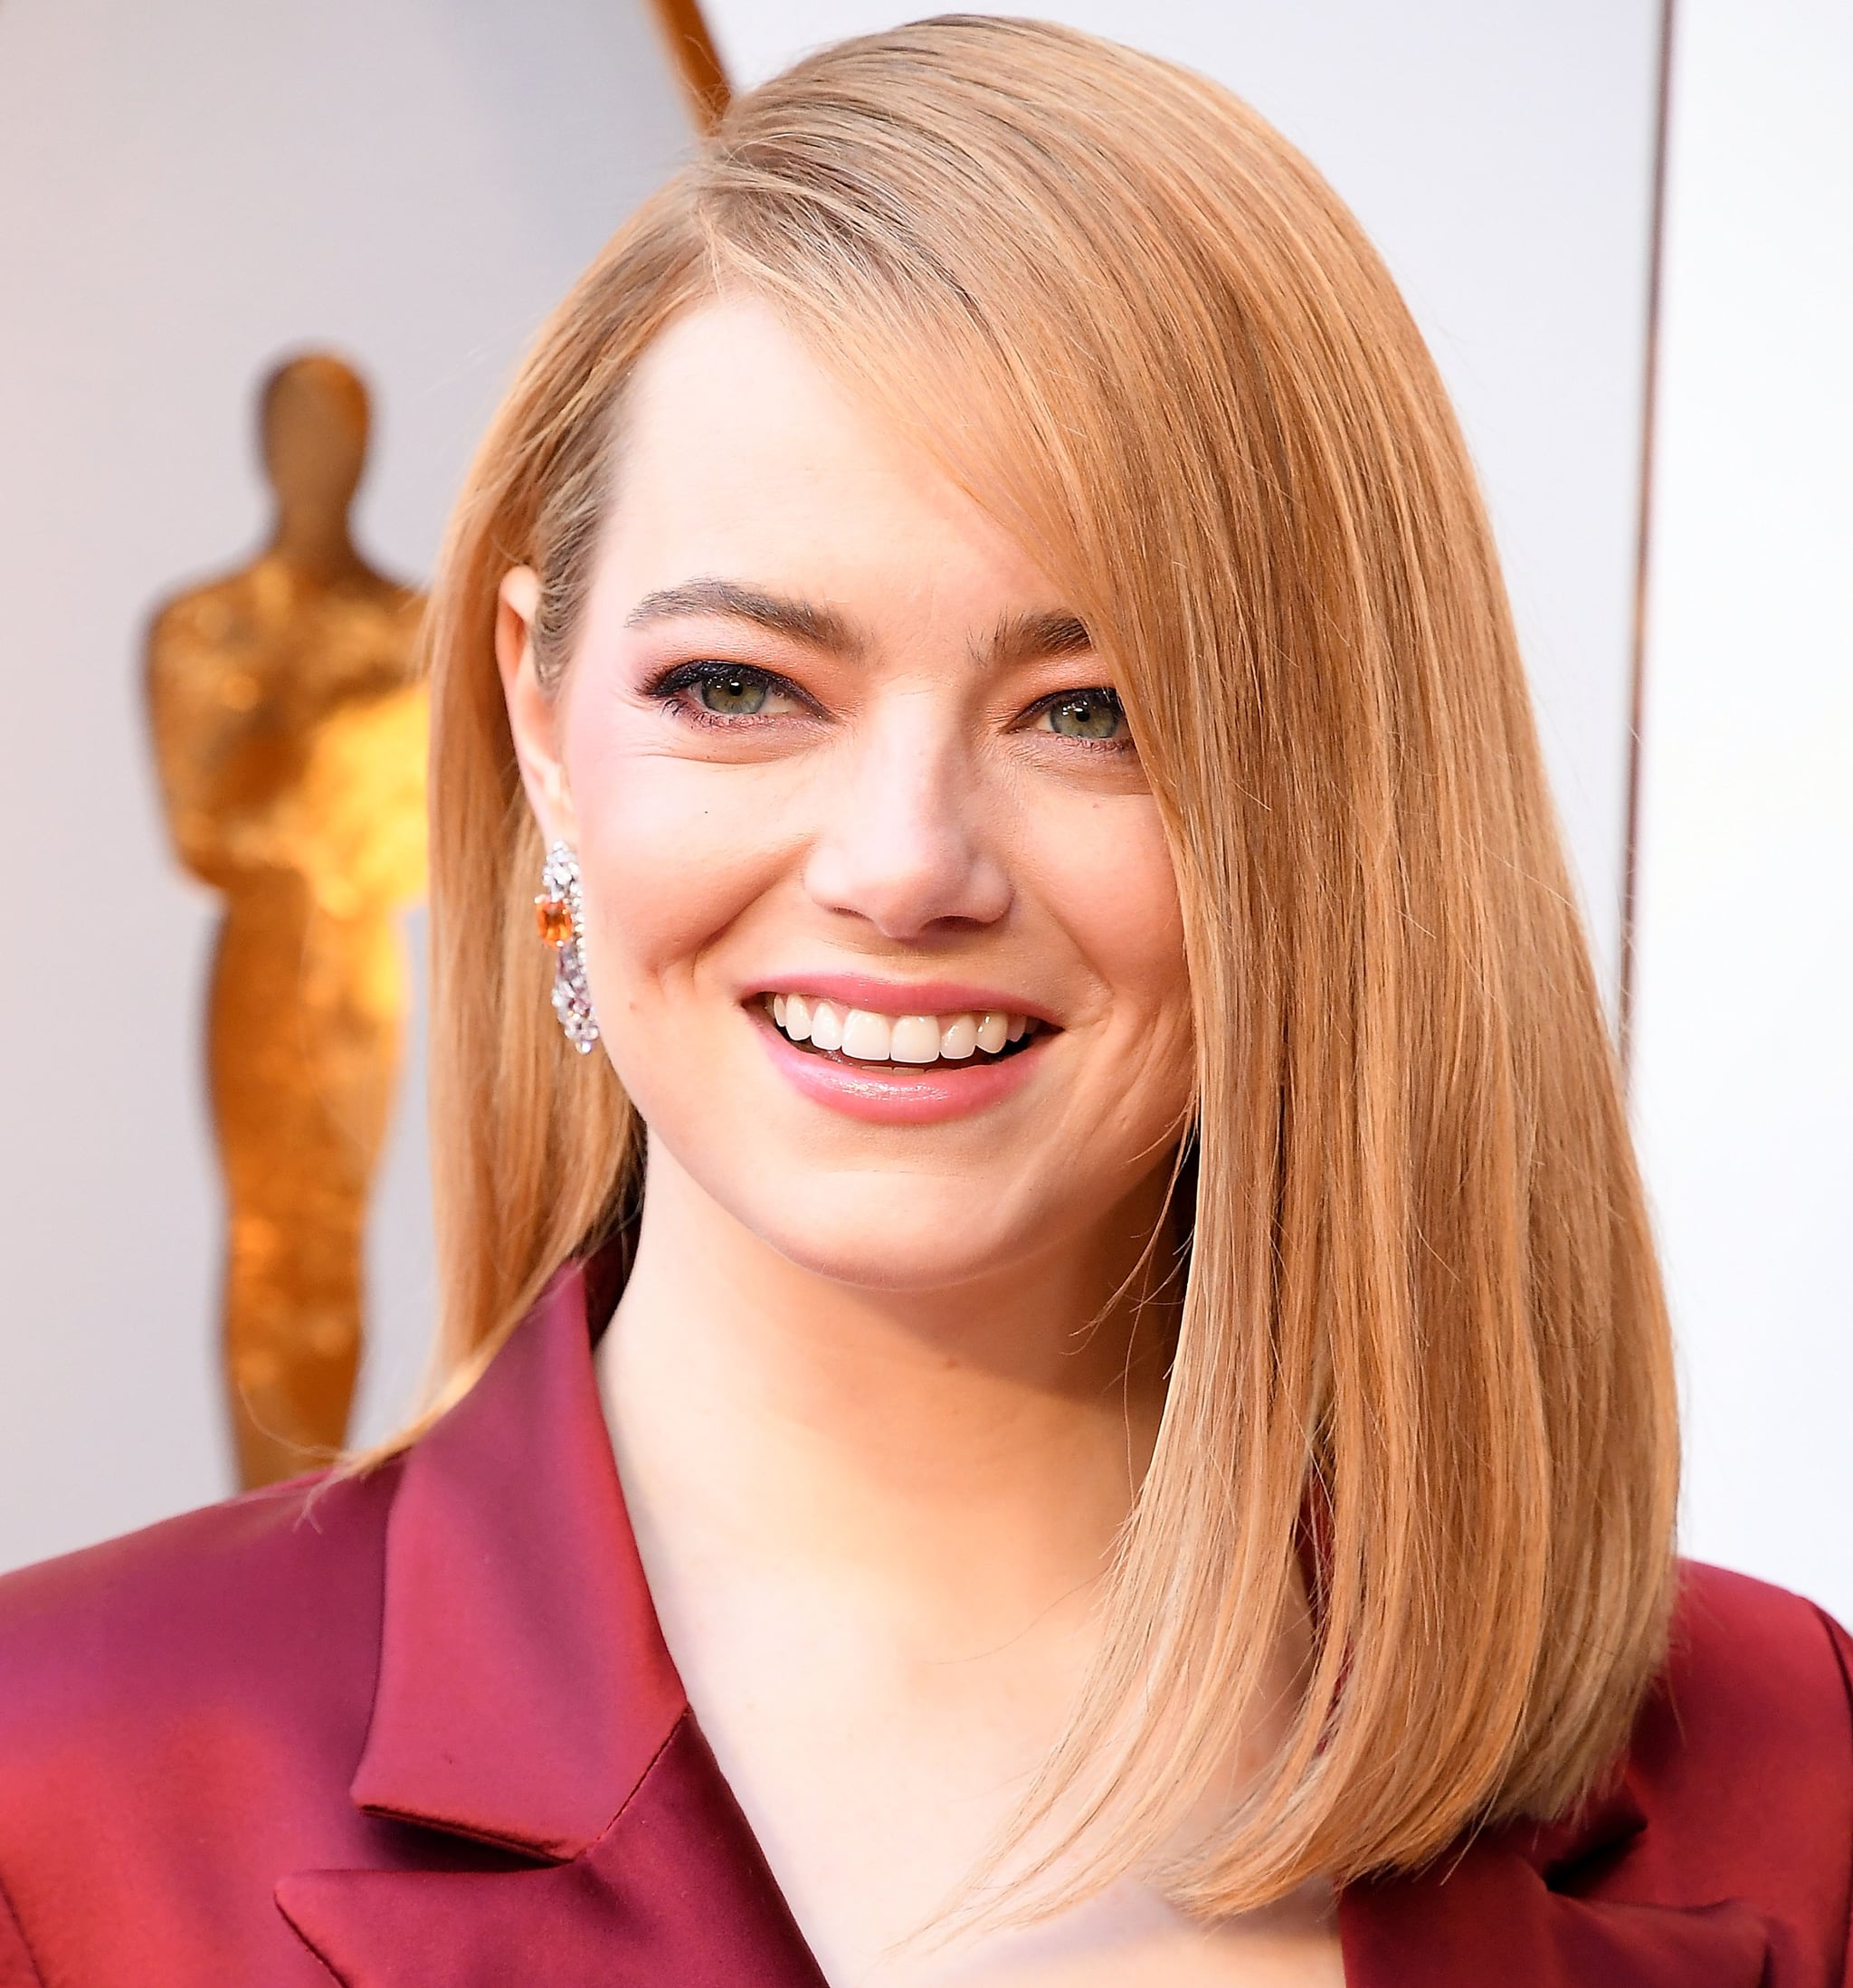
765, 993, 1042, 1068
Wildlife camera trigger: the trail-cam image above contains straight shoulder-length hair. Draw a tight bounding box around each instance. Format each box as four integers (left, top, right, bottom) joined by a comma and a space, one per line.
405, 14, 1678, 1924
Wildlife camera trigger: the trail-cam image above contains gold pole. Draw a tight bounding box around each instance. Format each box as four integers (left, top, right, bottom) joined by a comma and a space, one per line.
1619, 0, 1678, 1076
645, 0, 732, 135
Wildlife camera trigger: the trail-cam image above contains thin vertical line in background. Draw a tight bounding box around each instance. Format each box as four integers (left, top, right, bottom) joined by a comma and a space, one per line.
1619, 0, 1679, 1077
647, 0, 732, 134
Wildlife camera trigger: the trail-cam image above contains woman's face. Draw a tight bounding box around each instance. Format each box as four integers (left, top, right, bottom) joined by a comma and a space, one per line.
502, 296, 1193, 1291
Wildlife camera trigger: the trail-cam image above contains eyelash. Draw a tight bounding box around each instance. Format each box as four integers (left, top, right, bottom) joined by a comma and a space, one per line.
642, 661, 815, 731
641, 661, 1135, 754
1023, 689, 1135, 754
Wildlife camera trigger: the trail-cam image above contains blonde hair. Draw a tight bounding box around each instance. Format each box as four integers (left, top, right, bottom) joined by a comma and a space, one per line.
411, 14, 1677, 1921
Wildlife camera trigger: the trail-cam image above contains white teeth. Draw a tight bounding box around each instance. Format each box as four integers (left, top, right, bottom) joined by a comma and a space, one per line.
764, 994, 1044, 1065
808, 1000, 845, 1051
840, 1008, 893, 1061
889, 1015, 941, 1064
938, 1013, 977, 1061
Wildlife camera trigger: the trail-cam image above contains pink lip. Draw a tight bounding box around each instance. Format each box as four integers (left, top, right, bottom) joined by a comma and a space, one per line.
740, 973, 1059, 1026
748, 1004, 1051, 1125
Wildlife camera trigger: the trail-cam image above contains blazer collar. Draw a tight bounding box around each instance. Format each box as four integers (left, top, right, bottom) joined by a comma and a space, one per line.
276, 1247, 1768, 1987
342, 1245, 676, 1859
277, 1242, 829, 1985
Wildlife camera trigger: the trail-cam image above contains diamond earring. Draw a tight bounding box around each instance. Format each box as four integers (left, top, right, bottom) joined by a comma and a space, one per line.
535, 842, 599, 1054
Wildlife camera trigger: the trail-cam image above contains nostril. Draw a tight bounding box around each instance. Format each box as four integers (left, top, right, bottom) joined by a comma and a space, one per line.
800, 813, 1014, 937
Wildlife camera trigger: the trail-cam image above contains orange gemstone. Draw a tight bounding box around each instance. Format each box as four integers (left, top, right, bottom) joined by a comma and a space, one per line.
535, 896, 574, 947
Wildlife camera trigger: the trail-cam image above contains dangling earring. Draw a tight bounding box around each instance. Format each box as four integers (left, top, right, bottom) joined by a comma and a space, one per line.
535, 842, 599, 1054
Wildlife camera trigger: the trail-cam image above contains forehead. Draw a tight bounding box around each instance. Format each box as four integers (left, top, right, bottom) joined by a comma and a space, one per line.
601, 294, 1053, 616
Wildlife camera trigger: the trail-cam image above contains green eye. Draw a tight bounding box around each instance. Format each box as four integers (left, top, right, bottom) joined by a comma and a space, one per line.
696, 669, 771, 716
1045, 690, 1125, 740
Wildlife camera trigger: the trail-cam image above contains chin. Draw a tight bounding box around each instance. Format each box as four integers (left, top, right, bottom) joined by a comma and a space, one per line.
738, 1180, 1041, 1294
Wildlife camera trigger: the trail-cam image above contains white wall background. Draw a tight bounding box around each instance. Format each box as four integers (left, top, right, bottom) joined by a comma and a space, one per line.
704, 0, 1667, 1012
3, 3, 1844, 1626
0, 0, 690, 1569
1631, 0, 1853, 1620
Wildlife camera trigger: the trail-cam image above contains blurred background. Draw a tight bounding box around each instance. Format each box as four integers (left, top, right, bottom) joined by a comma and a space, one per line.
0, 2, 1846, 1614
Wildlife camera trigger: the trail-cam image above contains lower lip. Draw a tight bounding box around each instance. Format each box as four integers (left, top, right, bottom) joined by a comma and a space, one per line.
750, 1007, 1050, 1125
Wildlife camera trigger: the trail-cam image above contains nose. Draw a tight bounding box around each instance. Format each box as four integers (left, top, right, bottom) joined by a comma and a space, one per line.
801, 691, 1013, 938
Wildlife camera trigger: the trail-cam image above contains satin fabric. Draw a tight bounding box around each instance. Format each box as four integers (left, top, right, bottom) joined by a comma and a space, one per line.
0, 1253, 1848, 1986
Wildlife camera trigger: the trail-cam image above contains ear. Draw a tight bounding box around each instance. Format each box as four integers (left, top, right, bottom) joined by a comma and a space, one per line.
496, 566, 578, 848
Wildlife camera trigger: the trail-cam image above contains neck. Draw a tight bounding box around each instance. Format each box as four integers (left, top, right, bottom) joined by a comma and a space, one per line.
602, 1139, 1177, 1627
267, 506, 362, 581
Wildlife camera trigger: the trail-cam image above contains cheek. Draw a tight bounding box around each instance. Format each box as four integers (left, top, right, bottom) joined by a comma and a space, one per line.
557, 699, 790, 1004
1017, 788, 1195, 1143
1037, 792, 1190, 1013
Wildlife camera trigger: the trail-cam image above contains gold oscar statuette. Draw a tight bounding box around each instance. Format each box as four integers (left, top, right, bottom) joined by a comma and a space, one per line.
146, 354, 427, 1489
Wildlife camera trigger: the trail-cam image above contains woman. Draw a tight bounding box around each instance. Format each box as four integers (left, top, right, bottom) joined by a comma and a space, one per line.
0, 19, 1846, 1987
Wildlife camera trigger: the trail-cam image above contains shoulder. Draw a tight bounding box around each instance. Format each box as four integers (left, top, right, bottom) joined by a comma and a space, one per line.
1343, 1562, 1851, 1984
146, 570, 247, 646
1657, 1558, 1853, 1771
1620, 1560, 1853, 1975
0, 1468, 411, 1979
0, 1464, 400, 1817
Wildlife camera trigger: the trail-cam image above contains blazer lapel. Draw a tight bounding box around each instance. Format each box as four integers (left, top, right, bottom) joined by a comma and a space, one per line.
343, 1251, 682, 1857
1338, 1783, 1772, 1988
279, 1716, 823, 1986
275, 1251, 827, 1987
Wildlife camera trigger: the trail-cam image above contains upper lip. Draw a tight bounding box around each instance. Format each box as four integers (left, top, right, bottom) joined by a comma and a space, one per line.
743, 973, 1061, 1028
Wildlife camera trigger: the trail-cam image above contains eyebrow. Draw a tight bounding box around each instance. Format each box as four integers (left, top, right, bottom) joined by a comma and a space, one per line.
623, 577, 1095, 671
980, 608, 1095, 671
623, 577, 860, 653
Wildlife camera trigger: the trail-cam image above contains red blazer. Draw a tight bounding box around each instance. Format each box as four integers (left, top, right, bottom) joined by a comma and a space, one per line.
1, 1254, 1848, 1987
